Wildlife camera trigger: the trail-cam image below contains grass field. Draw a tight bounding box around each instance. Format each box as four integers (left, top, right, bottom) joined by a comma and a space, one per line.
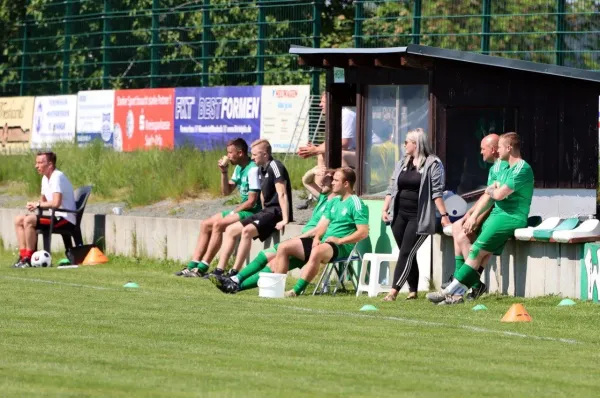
1, 252, 600, 397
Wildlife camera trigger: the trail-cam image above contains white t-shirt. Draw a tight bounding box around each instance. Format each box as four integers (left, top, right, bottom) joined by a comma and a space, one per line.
342, 107, 356, 150
41, 170, 77, 225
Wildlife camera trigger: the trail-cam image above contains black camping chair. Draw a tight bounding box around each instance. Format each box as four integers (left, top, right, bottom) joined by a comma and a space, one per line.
36, 185, 93, 252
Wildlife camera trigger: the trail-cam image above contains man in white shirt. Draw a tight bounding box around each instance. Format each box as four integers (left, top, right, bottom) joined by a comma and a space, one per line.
13, 151, 76, 268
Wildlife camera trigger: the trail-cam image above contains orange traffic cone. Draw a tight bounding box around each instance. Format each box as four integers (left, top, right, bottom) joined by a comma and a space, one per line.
501, 303, 532, 322
82, 247, 109, 265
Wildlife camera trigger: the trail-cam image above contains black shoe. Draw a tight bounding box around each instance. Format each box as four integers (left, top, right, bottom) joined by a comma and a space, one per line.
209, 274, 240, 294
228, 269, 238, 277
12, 257, 31, 268
202, 268, 225, 280
467, 282, 487, 300
183, 268, 205, 278
174, 267, 189, 276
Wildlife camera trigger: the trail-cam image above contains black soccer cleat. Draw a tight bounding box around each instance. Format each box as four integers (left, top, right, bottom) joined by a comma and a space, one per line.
467, 282, 488, 300
209, 274, 240, 294
12, 257, 31, 268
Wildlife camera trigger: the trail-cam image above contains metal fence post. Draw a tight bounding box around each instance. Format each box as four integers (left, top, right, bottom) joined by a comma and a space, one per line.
62, 0, 73, 94
150, 0, 160, 88
19, 2, 29, 96
257, 1, 266, 85
556, 0, 565, 66
354, 0, 363, 48
202, 0, 211, 86
311, 0, 322, 95
412, 0, 422, 45
102, 0, 111, 89
481, 0, 491, 54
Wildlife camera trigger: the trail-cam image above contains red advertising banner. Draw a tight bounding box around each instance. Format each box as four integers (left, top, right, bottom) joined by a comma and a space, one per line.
113, 88, 175, 152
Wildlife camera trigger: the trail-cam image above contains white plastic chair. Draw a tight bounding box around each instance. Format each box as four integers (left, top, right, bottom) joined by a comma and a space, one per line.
356, 248, 400, 298
514, 217, 563, 241
553, 219, 600, 243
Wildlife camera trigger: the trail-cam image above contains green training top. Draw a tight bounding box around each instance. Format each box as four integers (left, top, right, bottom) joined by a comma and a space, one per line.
322, 194, 369, 242
491, 159, 534, 222
230, 161, 261, 213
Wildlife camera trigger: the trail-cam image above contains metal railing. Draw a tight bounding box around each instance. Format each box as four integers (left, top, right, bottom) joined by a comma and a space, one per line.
1, 0, 598, 97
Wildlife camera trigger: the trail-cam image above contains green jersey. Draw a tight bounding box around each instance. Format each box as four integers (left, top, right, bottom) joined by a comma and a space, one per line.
230, 161, 261, 213
491, 159, 534, 222
302, 193, 333, 233
488, 159, 509, 185
322, 195, 369, 242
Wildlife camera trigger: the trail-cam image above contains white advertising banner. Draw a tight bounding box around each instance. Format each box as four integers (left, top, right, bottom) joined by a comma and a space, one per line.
31, 95, 77, 149
260, 85, 310, 153
76, 90, 115, 148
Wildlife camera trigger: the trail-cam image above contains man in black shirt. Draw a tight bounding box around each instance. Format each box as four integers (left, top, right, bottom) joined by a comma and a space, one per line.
215, 139, 293, 276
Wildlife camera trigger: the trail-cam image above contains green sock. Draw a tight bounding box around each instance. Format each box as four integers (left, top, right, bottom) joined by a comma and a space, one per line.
187, 260, 199, 270
453, 256, 465, 278
472, 267, 484, 289
454, 264, 481, 289
239, 266, 272, 291
237, 251, 268, 283
293, 278, 310, 295
197, 261, 209, 273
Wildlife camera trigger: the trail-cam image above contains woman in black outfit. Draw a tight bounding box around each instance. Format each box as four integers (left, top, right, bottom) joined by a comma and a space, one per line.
381, 128, 451, 301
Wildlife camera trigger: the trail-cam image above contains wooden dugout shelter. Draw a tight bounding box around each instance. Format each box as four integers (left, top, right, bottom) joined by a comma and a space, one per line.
290, 44, 600, 215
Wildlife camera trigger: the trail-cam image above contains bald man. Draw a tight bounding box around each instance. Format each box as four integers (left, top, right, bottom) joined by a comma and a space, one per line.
445, 134, 509, 300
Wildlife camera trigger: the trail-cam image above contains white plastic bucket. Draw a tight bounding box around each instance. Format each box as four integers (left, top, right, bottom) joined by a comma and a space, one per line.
257, 272, 287, 298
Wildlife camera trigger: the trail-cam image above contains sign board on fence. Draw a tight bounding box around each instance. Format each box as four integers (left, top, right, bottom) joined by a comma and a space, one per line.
114, 88, 175, 152
31, 95, 77, 149
76, 90, 115, 148
260, 85, 310, 153
581, 243, 600, 303
0, 96, 34, 153
174, 86, 261, 150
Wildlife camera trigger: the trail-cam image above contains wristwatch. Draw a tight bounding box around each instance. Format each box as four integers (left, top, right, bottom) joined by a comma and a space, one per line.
441, 213, 449, 217
36, 202, 40, 209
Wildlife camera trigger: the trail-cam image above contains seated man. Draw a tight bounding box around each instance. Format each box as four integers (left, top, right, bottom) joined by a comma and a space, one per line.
207, 139, 293, 278
176, 138, 261, 277
447, 133, 509, 300
13, 151, 76, 268
210, 166, 337, 293
427, 132, 534, 305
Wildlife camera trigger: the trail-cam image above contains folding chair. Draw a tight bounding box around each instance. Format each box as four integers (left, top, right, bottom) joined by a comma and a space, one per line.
312, 243, 362, 296
36, 185, 93, 253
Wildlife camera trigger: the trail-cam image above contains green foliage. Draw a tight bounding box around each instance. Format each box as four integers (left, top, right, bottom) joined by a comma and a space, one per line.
0, 141, 313, 207
1, 0, 599, 95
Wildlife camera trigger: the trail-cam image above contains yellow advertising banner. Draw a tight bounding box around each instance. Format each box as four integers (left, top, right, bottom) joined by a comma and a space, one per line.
0, 96, 35, 153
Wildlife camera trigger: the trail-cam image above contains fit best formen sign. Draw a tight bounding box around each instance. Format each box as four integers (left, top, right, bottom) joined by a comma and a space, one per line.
581, 243, 600, 303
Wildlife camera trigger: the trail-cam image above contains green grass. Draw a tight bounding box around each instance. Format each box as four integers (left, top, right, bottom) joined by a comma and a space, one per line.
0, 141, 315, 207
1, 252, 600, 397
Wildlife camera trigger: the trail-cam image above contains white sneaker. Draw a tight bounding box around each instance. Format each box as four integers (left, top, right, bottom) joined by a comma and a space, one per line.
426, 290, 446, 304
438, 295, 464, 306
285, 290, 297, 298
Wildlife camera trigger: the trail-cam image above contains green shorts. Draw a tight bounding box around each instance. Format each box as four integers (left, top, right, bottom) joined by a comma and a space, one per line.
220, 209, 254, 220
331, 243, 355, 261
469, 214, 526, 259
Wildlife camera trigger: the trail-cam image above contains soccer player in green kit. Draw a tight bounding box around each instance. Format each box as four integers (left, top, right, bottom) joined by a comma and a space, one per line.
445, 133, 509, 300
210, 166, 337, 293
272, 167, 369, 297
428, 132, 534, 305
175, 138, 261, 278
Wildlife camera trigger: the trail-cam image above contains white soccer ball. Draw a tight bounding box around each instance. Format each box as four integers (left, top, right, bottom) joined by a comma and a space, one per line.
31, 250, 52, 268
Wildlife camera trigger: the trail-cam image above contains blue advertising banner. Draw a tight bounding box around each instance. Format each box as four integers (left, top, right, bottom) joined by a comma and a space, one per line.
76, 90, 115, 148
174, 86, 261, 150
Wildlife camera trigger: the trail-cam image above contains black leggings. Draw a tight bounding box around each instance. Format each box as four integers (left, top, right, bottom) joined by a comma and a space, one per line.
391, 213, 428, 293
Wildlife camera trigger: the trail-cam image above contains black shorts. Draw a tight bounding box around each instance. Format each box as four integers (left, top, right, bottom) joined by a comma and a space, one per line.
298, 237, 337, 264
240, 207, 283, 242
35, 215, 74, 231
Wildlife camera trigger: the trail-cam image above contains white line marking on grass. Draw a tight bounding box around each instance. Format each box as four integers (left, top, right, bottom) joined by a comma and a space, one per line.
1, 276, 116, 291
280, 305, 579, 345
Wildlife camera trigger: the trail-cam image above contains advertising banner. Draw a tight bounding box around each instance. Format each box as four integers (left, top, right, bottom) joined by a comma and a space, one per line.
30, 95, 77, 149
76, 90, 115, 148
174, 86, 261, 150
260, 85, 310, 153
582, 243, 600, 303
114, 88, 175, 152
0, 96, 35, 153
